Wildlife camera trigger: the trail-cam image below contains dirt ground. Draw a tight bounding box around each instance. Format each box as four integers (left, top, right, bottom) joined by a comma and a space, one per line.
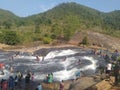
69, 31, 120, 51
1, 31, 120, 53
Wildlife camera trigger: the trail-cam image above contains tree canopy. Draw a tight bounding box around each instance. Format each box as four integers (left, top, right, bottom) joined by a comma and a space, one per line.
0, 2, 120, 45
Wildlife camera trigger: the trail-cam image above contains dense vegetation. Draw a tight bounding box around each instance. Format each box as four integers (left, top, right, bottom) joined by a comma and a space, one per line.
0, 2, 120, 45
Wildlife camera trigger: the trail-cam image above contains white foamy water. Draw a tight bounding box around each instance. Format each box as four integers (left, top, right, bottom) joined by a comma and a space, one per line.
44, 49, 78, 60
14, 55, 36, 59
0, 49, 99, 81
80, 56, 98, 70
53, 68, 78, 81
0, 69, 11, 80
51, 56, 97, 81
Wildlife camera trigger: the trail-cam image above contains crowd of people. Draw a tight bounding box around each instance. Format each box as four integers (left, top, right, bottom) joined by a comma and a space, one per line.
0, 69, 37, 90
0, 49, 120, 90
0, 62, 66, 90
95, 49, 120, 85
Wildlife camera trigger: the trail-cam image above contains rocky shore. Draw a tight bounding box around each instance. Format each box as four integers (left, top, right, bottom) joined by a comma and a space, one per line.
0, 44, 120, 90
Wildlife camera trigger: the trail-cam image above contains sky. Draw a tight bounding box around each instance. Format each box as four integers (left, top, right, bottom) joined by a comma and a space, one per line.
0, 0, 120, 17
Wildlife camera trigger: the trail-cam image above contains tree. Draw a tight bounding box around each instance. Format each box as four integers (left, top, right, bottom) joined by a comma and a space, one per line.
51, 24, 63, 39
2, 31, 20, 45
34, 17, 42, 33
34, 24, 40, 33
63, 27, 72, 41
3, 21, 12, 29
81, 36, 89, 46
43, 37, 52, 44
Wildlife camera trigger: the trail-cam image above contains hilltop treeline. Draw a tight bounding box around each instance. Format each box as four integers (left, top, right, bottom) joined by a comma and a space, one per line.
0, 2, 120, 45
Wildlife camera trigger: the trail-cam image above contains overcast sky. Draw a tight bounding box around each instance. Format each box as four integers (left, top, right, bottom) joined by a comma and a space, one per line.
0, 0, 120, 17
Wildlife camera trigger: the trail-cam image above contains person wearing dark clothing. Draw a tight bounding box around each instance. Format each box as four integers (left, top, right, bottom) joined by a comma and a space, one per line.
2, 80, 8, 90
78, 59, 82, 65
17, 71, 23, 88
25, 74, 31, 90
1, 79, 4, 89
8, 76, 15, 90
25, 74, 30, 84
114, 62, 120, 85
14, 75, 18, 86
17, 71, 23, 82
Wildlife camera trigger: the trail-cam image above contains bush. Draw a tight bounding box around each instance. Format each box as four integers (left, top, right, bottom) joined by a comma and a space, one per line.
43, 37, 52, 44
81, 36, 89, 45
2, 31, 21, 45
51, 34, 57, 39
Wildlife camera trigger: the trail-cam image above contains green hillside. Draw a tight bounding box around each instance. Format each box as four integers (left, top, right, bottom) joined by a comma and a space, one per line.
0, 2, 120, 45
0, 9, 21, 29
27, 2, 103, 32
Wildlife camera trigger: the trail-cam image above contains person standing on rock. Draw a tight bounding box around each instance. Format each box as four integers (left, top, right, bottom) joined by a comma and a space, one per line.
8, 76, 15, 90
114, 61, 120, 85
60, 80, 64, 90
2, 79, 8, 90
10, 66, 14, 73
36, 83, 42, 90
75, 70, 81, 80
77, 59, 82, 65
105, 62, 112, 80
25, 73, 31, 90
17, 71, 23, 88
36, 55, 40, 62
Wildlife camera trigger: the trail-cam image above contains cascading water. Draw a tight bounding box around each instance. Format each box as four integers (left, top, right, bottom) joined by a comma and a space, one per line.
0, 48, 101, 81
81, 56, 97, 70
44, 49, 78, 60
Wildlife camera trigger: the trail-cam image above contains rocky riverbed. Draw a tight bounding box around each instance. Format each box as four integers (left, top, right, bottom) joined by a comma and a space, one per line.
0, 45, 117, 90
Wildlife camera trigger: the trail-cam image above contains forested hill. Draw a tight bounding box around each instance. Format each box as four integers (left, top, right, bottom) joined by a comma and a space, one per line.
103, 10, 120, 30
26, 2, 120, 30
0, 9, 21, 28
0, 9, 19, 20
0, 2, 120, 46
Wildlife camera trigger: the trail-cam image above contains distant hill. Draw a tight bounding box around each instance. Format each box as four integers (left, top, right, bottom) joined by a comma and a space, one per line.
103, 10, 120, 30
0, 9, 19, 20
27, 2, 103, 29
0, 2, 120, 47
27, 2, 120, 30
0, 9, 20, 29
0, 2, 120, 30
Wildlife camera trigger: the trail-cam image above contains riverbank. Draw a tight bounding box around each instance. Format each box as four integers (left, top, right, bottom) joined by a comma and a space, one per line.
41, 75, 118, 90
41, 75, 120, 90
42, 76, 98, 90
1, 44, 79, 53
1, 43, 108, 55
0, 43, 119, 90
